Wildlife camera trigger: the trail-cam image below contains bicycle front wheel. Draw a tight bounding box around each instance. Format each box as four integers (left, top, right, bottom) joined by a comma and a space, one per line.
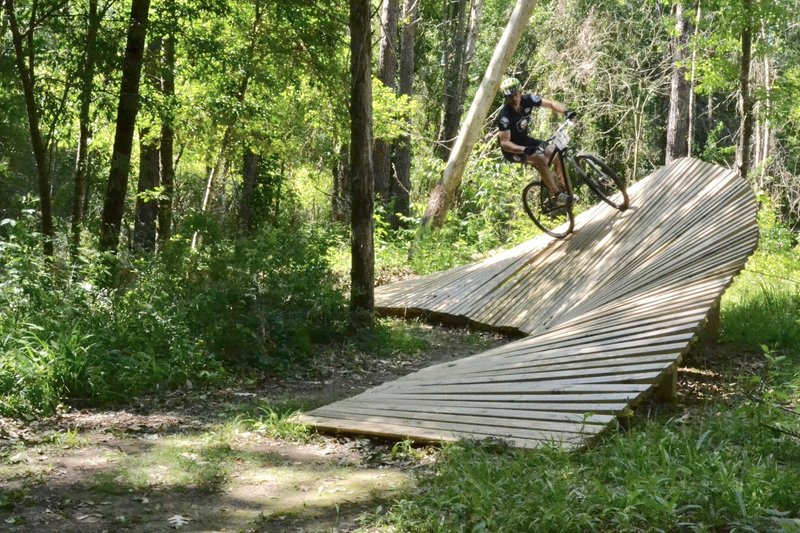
573, 152, 629, 211
522, 179, 574, 239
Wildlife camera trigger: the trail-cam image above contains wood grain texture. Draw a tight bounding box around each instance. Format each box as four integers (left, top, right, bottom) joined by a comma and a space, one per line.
298, 158, 758, 449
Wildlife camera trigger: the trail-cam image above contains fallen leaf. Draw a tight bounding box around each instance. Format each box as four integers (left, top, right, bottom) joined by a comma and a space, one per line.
167, 514, 190, 528
8, 452, 32, 464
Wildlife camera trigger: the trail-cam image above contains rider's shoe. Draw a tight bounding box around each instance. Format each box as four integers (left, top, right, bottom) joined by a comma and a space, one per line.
556, 192, 575, 206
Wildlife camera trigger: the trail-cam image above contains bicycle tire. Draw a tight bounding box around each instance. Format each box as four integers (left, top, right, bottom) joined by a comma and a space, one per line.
573, 152, 629, 211
522, 179, 574, 238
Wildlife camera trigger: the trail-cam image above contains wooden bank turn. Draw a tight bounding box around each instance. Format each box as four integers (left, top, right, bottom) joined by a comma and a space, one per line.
298, 158, 759, 449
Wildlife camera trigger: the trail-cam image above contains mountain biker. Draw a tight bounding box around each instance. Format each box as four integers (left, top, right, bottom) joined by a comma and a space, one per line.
497, 76, 577, 205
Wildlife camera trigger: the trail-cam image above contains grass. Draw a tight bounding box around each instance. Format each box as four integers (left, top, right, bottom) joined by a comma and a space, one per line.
373, 400, 800, 532
242, 406, 318, 442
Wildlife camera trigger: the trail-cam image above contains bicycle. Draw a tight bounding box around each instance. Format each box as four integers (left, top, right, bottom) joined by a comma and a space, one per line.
521, 120, 629, 238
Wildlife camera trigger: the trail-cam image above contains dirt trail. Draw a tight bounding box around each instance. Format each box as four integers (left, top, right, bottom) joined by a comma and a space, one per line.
0, 326, 507, 532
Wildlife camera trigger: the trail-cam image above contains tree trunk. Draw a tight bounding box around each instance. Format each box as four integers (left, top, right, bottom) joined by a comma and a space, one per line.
350, 0, 375, 314
332, 143, 351, 223
421, 0, 538, 228
737, 0, 754, 181
686, 2, 701, 158
464, 0, 484, 70
5, 0, 55, 257
435, 0, 469, 160
758, 25, 771, 183
665, 2, 691, 163
133, 35, 162, 253
133, 131, 160, 252
99, 0, 151, 252
71, 0, 101, 261
390, 0, 418, 228
240, 148, 258, 233
373, 0, 398, 203
158, 0, 176, 245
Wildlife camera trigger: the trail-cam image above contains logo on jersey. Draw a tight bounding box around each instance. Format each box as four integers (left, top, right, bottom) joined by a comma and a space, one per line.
499, 116, 509, 129
517, 117, 529, 132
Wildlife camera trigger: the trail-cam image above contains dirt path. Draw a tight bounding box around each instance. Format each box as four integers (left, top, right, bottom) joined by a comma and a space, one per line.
0, 325, 508, 533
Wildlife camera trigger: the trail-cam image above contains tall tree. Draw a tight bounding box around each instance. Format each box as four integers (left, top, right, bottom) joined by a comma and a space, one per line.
133, 36, 162, 253
99, 0, 151, 252
435, 0, 469, 160
239, 148, 259, 234
390, 0, 419, 228
158, 0, 176, 244
349, 0, 375, 314
737, 0, 754, 181
4, 0, 57, 257
373, 0, 398, 203
666, 2, 692, 163
70, 0, 103, 261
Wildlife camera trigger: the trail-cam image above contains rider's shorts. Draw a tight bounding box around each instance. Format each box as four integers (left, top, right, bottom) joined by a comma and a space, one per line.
501, 136, 544, 163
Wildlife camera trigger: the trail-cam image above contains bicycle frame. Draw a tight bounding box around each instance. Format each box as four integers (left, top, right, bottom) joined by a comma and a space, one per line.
521, 119, 628, 238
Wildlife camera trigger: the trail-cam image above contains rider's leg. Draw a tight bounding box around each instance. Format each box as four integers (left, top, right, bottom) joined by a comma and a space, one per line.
549, 145, 568, 192
526, 151, 564, 196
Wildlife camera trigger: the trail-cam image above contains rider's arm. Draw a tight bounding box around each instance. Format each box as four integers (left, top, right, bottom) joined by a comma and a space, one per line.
498, 130, 525, 154
541, 98, 568, 115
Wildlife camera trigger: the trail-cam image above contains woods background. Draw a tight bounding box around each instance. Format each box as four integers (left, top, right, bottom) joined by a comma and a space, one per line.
1, 0, 798, 415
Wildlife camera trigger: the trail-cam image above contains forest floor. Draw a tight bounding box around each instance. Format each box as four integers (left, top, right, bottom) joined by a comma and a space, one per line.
0, 322, 760, 533
0, 324, 512, 533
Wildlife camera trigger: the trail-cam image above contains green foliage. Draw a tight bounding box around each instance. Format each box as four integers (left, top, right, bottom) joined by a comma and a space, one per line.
0, 209, 349, 416
172, 221, 348, 366
373, 78, 419, 143
720, 205, 800, 352
375, 401, 800, 532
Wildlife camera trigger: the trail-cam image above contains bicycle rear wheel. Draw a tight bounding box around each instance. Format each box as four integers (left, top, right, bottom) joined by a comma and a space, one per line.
522, 179, 574, 238
573, 152, 629, 211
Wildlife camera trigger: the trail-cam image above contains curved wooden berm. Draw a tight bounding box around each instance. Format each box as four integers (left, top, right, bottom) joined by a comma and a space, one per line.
299, 158, 759, 449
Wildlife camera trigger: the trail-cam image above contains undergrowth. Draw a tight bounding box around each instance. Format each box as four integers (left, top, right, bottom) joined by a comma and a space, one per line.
0, 210, 349, 416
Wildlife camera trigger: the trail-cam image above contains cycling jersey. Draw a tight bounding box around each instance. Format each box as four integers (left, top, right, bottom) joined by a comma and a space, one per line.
497, 93, 543, 162
497, 93, 543, 145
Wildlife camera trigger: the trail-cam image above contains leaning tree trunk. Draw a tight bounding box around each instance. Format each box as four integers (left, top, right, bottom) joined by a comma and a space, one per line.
435, 0, 469, 160
665, 2, 691, 163
71, 0, 101, 261
421, 0, 538, 229
5, 0, 55, 257
737, 0, 754, 182
373, 0, 398, 203
390, 0, 419, 228
99, 0, 151, 252
349, 0, 375, 315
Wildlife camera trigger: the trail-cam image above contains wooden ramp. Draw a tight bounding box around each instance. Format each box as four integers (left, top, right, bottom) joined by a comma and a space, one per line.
299, 158, 759, 449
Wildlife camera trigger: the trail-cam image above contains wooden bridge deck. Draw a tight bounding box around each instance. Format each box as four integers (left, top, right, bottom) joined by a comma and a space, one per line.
298, 158, 759, 449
